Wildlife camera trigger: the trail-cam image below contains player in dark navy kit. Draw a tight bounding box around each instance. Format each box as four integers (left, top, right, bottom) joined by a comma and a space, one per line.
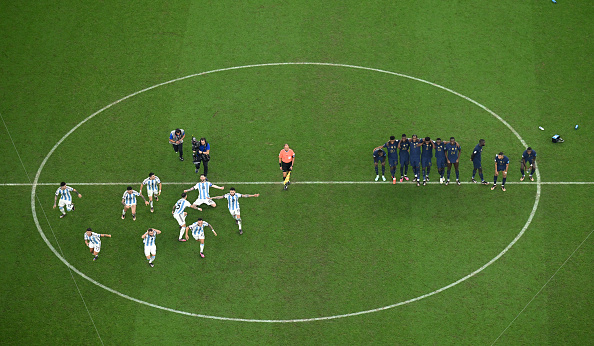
421, 137, 435, 186
520, 147, 537, 181
470, 139, 488, 185
372, 147, 387, 181
375, 136, 399, 183
434, 138, 447, 184
409, 135, 423, 186
398, 134, 410, 183
445, 137, 462, 185
492, 152, 510, 191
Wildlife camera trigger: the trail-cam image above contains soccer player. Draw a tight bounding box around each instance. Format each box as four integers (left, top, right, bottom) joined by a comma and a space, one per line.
445, 137, 462, 185
409, 135, 423, 185
520, 147, 537, 181
371, 147, 387, 181
173, 193, 202, 242
421, 136, 435, 186
140, 172, 161, 213
185, 218, 217, 258
53, 182, 82, 218
434, 138, 447, 184
121, 186, 148, 221
470, 139, 489, 185
184, 174, 224, 208
142, 228, 161, 267
374, 136, 398, 183
212, 188, 260, 235
84, 228, 111, 261
492, 152, 510, 192
398, 134, 410, 182
169, 128, 185, 161
279, 143, 295, 190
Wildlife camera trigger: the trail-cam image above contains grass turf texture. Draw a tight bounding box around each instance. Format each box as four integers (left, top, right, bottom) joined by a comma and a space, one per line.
1, 1, 593, 344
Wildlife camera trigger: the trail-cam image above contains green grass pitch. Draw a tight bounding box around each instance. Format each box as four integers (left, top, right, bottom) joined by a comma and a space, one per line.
1, 1, 593, 344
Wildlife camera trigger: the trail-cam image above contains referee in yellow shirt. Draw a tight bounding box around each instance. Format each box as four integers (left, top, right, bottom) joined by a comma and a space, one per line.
278, 144, 295, 190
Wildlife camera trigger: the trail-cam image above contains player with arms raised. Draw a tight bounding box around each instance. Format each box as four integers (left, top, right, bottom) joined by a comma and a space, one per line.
53, 182, 82, 218
140, 172, 162, 213
173, 193, 202, 242
212, 188, 260, 235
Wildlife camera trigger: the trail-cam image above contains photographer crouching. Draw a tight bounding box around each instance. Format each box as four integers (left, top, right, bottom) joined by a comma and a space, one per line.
192, 137, 211, 177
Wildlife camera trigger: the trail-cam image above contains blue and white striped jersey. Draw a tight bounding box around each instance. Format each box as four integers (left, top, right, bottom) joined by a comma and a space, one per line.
122, 190, 141, 204
142, 176, 160, 190
84, 232, 101, 245
189, 221, 209, 237
224, 193, 243, 211
193, 182, 213, 199
173, 198, 191, 215
143, 232, 157, 246
55, 186, 75, 201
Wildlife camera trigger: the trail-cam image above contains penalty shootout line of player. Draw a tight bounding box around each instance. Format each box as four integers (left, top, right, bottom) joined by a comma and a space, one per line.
1, 181, 594, 186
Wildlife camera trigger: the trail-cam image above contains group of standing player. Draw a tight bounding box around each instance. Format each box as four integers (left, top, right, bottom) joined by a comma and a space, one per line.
373, 135, 537, 191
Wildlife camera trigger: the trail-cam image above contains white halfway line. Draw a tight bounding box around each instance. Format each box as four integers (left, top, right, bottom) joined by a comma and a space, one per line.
2, 181, 594, 186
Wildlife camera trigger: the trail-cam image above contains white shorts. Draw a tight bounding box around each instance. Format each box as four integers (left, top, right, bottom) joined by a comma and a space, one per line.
147, 189, 159, 198
192, 231, 205, 240
193, 198, 215, 207
88, 243, 101, 253
125, 203, 137, 207
144, 245, 156, 257
174, 213, 186, 226
229, 208, 240, 217
58, 199, 72, 208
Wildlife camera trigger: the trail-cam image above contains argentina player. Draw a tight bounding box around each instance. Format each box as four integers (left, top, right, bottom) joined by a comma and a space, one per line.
212, 188, 260, 235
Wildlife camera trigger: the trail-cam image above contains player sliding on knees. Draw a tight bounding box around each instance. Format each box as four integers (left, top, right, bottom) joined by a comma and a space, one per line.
184, 174, 224, 208
185, 218, 217, 258
212, 188, 260, 235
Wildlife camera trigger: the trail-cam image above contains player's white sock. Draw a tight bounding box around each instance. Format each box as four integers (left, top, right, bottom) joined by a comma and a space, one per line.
150, 201, 153, 208
149, 256, 155, 263
238, 220, 242, 230
59, 207, 65, 214
179, 227, 185, 239
200, 243, 204, 253
122, 209, 126, 215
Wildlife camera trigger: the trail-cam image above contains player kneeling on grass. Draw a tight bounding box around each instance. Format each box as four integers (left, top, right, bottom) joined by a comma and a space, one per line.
142, 228, 161, 267
84, 228, 111, 261
122, 186, 148, 221
173, 193, 202, 242
184, 174, 224, 208
185, 218, 217, 258
212, 188, 259, 235
54, 182, 82, 218
492, 152, 510, 192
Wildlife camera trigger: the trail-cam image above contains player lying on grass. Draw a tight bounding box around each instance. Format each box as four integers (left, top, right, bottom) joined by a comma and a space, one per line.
212, 188, 260, 235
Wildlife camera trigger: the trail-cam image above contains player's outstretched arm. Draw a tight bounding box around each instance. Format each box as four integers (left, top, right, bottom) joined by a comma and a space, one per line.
140, 194, 149, 205
209, 225, 217, 236
211, 195, 224, 200
102, 234, 112, 238
247, 194, 260, 198
190, 205, 203, 211
212, 184, 225, 190
184, 186, 195, 193
73, 189, 82, 198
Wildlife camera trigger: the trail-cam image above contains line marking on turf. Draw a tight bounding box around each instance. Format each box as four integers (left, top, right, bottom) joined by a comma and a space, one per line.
1, 113, 105, 344
3, 181, 593, 187
30, 62, 543, 322
491, 229, 594, 345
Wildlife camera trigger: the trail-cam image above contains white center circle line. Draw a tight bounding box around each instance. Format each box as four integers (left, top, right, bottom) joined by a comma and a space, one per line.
31, 62, 541, 322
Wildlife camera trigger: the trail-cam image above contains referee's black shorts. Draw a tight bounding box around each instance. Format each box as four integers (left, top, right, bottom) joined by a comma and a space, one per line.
281, 161, 292, 172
